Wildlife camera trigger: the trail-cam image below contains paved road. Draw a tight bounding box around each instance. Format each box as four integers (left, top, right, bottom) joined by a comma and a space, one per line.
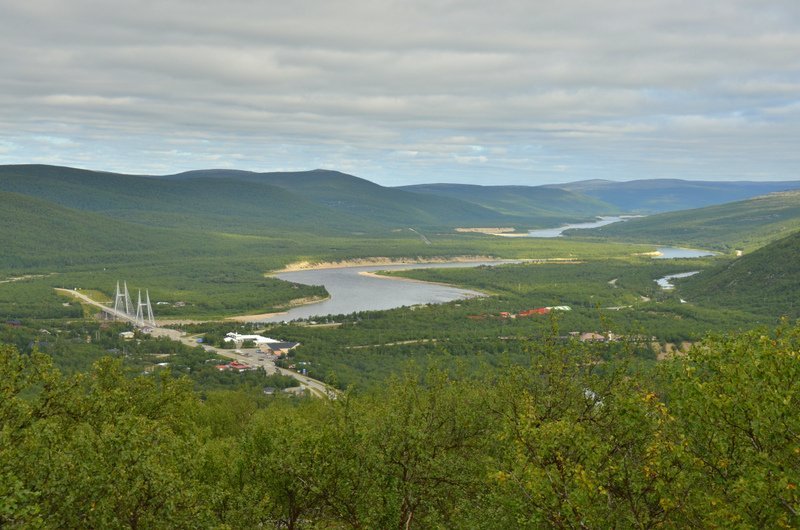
182, 338, 332, 399
57, 288, 335, 398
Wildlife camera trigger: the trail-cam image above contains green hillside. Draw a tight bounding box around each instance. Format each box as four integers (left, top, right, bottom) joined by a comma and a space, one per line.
0, 165, 371, 235
679, 230, 800, 317
0, 191, 194, 269
550, 178, 800, 213
166, 169, 537, 228
397, 183, 618, 222
1, 165, 555, 232
571, 191, 800, 252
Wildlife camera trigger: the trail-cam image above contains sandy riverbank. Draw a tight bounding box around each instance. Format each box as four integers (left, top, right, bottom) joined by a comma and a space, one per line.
356, 270, 488, 295
224, 295, 330, 322
272, 255, 499, 274
454, 227, 531, 237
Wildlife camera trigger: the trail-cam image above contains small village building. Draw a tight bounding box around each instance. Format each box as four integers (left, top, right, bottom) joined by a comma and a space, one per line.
261, 341, 300, 356
518, 308, 550, 317
215, 360, 255, 372
224, 332, 280, 346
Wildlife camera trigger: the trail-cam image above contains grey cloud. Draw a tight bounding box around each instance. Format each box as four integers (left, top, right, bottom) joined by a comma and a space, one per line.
0, 0, 798, 184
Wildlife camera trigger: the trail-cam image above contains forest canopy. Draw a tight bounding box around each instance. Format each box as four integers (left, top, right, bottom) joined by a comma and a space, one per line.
1, 322, 798, 528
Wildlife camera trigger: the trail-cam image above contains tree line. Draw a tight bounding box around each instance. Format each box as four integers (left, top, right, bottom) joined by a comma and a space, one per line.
1, 322, 798, 528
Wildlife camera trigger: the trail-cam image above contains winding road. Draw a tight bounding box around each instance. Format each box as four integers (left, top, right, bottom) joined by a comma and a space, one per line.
56, 288, 336, 398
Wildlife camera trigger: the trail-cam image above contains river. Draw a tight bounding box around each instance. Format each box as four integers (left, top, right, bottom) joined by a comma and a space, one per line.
653, 247, 716, 259
260, 218, 716, 322
655, 271, 700, 289
261, 261, 514, 323
527, 216, 717, 259
526, 216, 629, 237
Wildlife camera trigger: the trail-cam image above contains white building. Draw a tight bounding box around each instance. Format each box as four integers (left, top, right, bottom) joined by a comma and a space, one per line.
224, 332, 279, 345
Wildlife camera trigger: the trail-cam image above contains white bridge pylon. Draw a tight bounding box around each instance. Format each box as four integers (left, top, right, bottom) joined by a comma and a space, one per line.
112, 281, 156, 327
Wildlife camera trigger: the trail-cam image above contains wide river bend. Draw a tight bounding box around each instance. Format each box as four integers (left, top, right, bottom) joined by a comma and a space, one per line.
262, 261, 516, 323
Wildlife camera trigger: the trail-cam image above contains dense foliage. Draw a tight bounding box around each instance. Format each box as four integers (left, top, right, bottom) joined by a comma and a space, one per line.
680, 229, 800, 318
2, 322, 798, 528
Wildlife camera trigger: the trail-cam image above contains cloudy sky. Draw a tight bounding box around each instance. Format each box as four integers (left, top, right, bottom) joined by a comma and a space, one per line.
1, 0, 799, 185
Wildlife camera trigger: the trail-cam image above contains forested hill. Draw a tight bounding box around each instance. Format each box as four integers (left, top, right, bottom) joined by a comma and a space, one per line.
0, 191, 199, 269
570, 191, 800, 252
680, 229, 800, 317
165, 168, 531, 228
548, 178, 800, 213
396, 182, 617, 220
0, 164, 599, 232
0, 165, 371, 235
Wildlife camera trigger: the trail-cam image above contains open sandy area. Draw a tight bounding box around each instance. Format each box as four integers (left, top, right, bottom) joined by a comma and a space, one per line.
272, 255, 499, 273
454, 227, 531, 237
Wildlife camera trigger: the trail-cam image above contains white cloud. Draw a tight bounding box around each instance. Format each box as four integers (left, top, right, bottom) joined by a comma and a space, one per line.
0, 0, 799, 184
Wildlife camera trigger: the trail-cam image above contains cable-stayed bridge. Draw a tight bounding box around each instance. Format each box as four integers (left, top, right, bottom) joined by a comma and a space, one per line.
56, 286, 156, 328
112, 281, 156, 327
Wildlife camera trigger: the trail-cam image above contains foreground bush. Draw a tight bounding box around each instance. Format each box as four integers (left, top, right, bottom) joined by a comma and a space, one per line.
1, 324, 798, 528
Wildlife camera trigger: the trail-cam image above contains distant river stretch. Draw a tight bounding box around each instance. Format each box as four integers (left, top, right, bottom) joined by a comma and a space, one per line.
262, 261, 515, 323
262, 219, 717, 322
526, 216, 627, 238
526, 216, 717, 259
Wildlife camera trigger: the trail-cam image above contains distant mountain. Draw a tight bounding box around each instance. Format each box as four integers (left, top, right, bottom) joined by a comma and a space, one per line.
0, 165, 369, 235
3, 165, 595, 234
571, 191, 800, 252
6, 165, 799, 241
164, 169, 525, 228
679, 229, 800, 318
547, 178, 800, 213
396, 183, 617, 222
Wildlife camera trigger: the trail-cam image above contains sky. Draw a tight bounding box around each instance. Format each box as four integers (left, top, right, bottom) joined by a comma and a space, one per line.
1, 0, 799, 186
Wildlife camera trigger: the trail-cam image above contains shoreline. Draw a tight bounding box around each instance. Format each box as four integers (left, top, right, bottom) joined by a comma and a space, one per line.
271, 255, 500, 274
357, 270, 489, 296
225, 295, 331, 322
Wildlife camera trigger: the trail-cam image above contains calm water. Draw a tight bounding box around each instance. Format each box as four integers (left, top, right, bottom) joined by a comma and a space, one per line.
526, 216, 628, 237
654, 247, 716, 259
525, 216, 716, 259
525, 217, 716, 259
262, 261, 514, 322
655, 271, 700, 289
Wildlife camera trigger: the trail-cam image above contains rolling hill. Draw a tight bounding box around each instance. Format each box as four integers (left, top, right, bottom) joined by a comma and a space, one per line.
0, 165, 371, 235
0, 165, 576, 234
7, 165, 797, 237
0, 191, 195, 269
679, 229, 800, 318
549, 178, 800, 213
396, 183, 617, 222
164, 169, 526, 228
570, 191, 800, 252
